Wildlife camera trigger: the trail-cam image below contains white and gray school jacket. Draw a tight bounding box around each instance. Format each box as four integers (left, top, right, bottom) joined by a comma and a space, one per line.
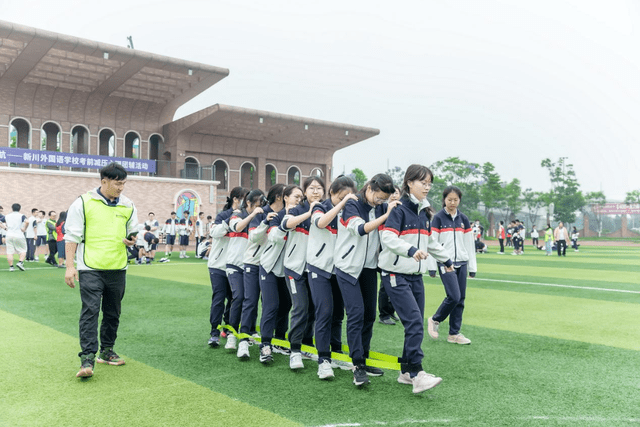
226, 210, 249, 271
425, 208, 477, 273
281, 201, 312, 280
306, 198, 339, 279
206, 209, 234, 271
378, 195, 453, 275
260, 209, 287, 277
334, 199, 387, 285
243, 205, 275, 266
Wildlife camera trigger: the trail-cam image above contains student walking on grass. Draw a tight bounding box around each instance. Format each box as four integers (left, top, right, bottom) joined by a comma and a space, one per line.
544, 224, 553, 256
426, 185, 477, 346
64, 163, 139, 379
307, 175, 357, 380
378, 165, 454, 394
1, 203, 29, 272
334, 173, 398, 387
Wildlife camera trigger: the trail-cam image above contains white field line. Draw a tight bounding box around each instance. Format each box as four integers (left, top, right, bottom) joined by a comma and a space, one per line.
472, 277, 639, 294
312, 417, 640, 427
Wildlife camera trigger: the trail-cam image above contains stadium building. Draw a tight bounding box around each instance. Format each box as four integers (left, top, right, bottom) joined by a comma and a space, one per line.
0, 20, 379, 220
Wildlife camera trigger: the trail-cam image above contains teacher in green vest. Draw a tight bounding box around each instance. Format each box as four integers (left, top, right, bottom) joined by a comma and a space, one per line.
64, 162, 139, 379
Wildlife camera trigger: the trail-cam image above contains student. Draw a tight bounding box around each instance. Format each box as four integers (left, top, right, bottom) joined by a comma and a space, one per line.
237, 184, 285, 359
307, 175, 358, 379
145, 212, 159, 234
35, 210, 47, 261
163, 212, 178, 258
257, 185, 299, 364
571, 227, 580, 252
224, 189, 266, 351
378, 186, 401, 326
554, 222, 568, 257
178, 211, 193, 258
195, 212, 206, 257
207, 187, 248, 347
45, 211, 58, 266
379, 165, 453, 393
3, 203, 29, 271
280, 176, 326, 370
497, 220, 505, 254
531, 225, 539, 247
544, 224, 554, 256
335, 173, 398, 387
56, 211, 67, 268
426, 185, 477, 346
25, 208, 38, 262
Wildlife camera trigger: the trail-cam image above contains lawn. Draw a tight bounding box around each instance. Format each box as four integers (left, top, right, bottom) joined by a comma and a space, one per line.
0, 246, 639, 426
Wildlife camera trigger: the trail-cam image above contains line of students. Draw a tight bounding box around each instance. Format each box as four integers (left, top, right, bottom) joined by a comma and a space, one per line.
205, 164, 477, 394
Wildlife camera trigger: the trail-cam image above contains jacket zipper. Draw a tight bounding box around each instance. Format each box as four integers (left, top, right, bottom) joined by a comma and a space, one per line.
315, 243, 326, 257
342, 245, 355, 259
252, 245, 261, 258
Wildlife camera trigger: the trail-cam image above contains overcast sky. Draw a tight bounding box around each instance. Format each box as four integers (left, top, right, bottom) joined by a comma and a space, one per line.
3, 0, 639, 200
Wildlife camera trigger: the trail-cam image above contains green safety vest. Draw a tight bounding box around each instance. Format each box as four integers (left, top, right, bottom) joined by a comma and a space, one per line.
81, 193, 134, 270
46, 219, 57, 241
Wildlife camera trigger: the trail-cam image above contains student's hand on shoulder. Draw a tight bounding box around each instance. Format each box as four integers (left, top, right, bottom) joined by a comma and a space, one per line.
342, 194, 358, 204
266, 212, 277, 221
387, 200, 402, 211
308, 201, 320, 212
252, 207, 264, 216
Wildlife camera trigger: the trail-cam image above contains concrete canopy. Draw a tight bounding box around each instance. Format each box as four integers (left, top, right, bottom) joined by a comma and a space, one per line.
0, 20, 229, 130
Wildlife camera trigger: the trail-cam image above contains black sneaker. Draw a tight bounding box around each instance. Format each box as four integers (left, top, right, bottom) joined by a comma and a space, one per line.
390, 314, 400, 322
76, 354, 95, 378
364, 365, 384, 377
378, 317, 395, 325
272, 345, 290, 356
353, 365, 370, 386
208, 335, 220, 347
259, 345, 273, 364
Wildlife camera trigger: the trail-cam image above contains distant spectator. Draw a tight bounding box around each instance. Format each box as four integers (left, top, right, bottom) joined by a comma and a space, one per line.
35, 210, 47, 261
554, 222, 568, 257
45, 211, 58, 266
544, 224, 553, 256
571, 227, 580, 252
497, 220, 505, 254
25, 208, 38, 261
56, 211, 67, 268
530, 225, 539, 247
3, 203, 28, 271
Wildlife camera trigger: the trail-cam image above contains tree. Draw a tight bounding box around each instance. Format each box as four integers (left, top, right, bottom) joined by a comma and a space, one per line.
499, 178, 523, 222
625, 190, 640, 204
384, 166, 405, 187
522, 188, 545, 228
585, 191, 606, 237
480, 162, 503, 221
430, 157, 482, 212
350, 168, 368, 190
541, 158, 584, 225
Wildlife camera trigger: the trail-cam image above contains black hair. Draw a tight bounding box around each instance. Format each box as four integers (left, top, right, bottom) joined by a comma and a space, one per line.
199, 212, 205, 216
32, 208, 38, 213
12, 203, 20, 212
242, 189, 266, 210
266, 184, 286, 205
500, 220, 504, 225
283, 185, 302, 202
207, 215, 212, 220
145, 225, 151, 231
148, 212, 155, 215
402, 164, 434, 197
39, 210, 46, 216
100, 162, 127, 181
56, 211, 67, 226
170, 211, 176, 215
329, 175, 357, 195
152, 238, 159, 244
302, 175, 326, 199
48, 210, 55, 216
183, 211, 189, 215
357, 173, 395, 202
224, 186, 249, 211
441, 186, 463, 208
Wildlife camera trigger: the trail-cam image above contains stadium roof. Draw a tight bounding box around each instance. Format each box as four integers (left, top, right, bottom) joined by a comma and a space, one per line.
0, 20, 229, 123
167, 104, 380, 152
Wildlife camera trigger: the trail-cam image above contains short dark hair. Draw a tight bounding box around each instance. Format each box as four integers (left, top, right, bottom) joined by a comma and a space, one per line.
100, 162, 128, 181
32, 208, 38, 214
40, 210, 46, 216
302, 176, 326, 198
171, 211, 176, 215
12, 203, 20, 212
199, 212, 205, 216
207, 215, 212, 220
183, 211, 189, 215
357, 173, 395, 201
148, 212, 155, 215
441, 186, 463, 208
266, 184, 286, 205
145, 225, 151, 231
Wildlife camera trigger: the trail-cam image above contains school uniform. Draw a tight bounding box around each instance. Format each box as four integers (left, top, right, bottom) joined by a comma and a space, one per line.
195, 218, 206, 251
225, 210, 250, 334
238, 206, 274, 338
426, 208, 477, 336
334, 198, 386, 367
307, 198, 345, 364
164, 218, 178, 246
379, 195, 453, 375
178, 218, 192, 246
258, 209, 292, 347
207, 209, 234, 339
281, 202, 316, 353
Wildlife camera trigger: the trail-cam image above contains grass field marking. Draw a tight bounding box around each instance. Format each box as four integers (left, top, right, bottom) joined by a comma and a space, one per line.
473, 277, 640, 294
313, 417, 640, 426
0, 309, 302, 427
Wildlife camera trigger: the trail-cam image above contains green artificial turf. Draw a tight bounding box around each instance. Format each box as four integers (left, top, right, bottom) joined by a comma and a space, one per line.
0, 246, 639, 426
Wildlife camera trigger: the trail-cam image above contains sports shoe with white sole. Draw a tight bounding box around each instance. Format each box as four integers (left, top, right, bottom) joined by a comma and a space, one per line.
330, 359, 354, 371
352, 365, 369, 386
272, 345, 290, 356
397, 371, 413, 385
208, 335, 220, 347
225, 334, 237, 350
447, 334, 471, 345
412, 371, 442, 394
427, 317, 439, 339
237, 340, 250, 359
290, 352, 304, 370
259, 345, 273, 364
97, 348, 125, 365
301, 351, 318, 361
317, 360, 334, 380
16, 262, 25, 271
364, 365, 384, 377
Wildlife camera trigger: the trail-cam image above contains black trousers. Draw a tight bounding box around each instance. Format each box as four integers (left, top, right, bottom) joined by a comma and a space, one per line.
498, 239, 504, 253
557, 239, 567, 256
46, 239, 57, 263
378, 283, 396, 320
78, 270, 126, 357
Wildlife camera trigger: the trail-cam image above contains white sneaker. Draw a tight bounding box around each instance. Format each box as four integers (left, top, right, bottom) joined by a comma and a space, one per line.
225, 334, 237, 350
179, 254, 185, 259
16, 262, 25, 271
9, 267, 14, 272
397, 371, 413, 385
412, 371, 442, 394
447, 334, 471, 345
35, 256, 39, 261
427, 317, 439, 339
330, 359, 354, 371
183, 254, 190, 258
249, 333, 260, 345
301, 351, 318, 361
290, 352, 304, 370
317, 360, 334, 380
237, 340, 250, 359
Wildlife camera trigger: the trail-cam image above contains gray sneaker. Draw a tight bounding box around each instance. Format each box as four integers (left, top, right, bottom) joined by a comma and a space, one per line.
208, 335, 220, 347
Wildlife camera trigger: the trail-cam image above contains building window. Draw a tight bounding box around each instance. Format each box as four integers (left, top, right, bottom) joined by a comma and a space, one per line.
125, 132, 141, 159
99, 129, 116, 157
265, 164, 277, 191
241, 162, 255, 189
288, 166, 301, 186
213, 160, 228, 190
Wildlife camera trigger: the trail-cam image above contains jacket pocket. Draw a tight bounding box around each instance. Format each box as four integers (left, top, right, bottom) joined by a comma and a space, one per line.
315, 243, 326, 257
263, 245, 273, 255
393, 255, 399, 266
341, 245, 355, 259
287, 243, 297, 258
214, 248, 224, 260
252, 245, 261, 258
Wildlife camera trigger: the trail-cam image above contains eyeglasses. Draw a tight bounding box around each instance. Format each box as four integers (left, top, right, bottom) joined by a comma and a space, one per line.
415, 180, 432, 189
307, 186, 324, 193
